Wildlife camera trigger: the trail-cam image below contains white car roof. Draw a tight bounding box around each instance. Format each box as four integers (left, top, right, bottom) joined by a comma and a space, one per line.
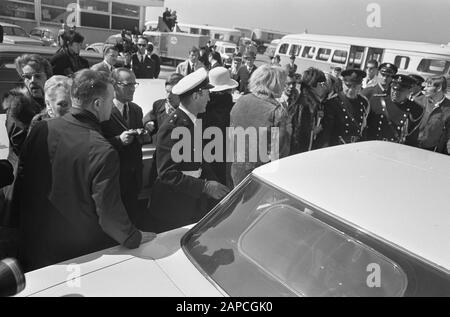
253, 141, 450, 272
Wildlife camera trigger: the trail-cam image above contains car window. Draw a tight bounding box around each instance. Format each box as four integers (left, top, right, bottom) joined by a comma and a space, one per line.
417, 59, 450, 75
12, 27, 28, 37
182, 176, 450, 296
225, 47, 235, 54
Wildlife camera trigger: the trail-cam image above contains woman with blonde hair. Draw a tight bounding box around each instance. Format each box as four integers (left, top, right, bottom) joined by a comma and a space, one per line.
229, 64, 290, 187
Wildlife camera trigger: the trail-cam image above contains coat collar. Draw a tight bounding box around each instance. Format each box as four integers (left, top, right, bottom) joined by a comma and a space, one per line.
64, 108, 101, 132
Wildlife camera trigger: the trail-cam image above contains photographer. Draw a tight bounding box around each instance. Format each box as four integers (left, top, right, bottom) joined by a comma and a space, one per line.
51, 30, 89, 76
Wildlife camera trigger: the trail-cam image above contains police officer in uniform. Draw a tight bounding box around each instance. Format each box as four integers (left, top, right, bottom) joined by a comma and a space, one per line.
389, 74, 424, 146
147, 68, 230, 233
320, 69, 369, 146
362, 62, 410, 142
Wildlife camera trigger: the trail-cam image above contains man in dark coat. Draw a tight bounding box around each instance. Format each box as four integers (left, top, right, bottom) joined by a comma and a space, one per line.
101, 68, 146, 224
50, 31, 89, 76
362, 62, 409, 143
1, 54, 51, 227
416, 76, 450, 154
233, 52, 257, 94
320, 69, 370, 146
148, 68, 230, 233
142, 73, 183, 190
147, 42, 161, 79
12, 70, 156, 272
131, 37, 155, 79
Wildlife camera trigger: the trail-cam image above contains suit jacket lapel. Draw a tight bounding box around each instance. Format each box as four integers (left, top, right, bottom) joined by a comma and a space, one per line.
111, 106, 128, 130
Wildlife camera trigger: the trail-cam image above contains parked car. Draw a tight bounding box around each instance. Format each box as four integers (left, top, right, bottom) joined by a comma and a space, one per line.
214, 40, 237, 68
16, 142, 450, 296
0, 44, 103, 114
29, 26, 59, 47
85, 42, 105, 54
0, 22, 44, 46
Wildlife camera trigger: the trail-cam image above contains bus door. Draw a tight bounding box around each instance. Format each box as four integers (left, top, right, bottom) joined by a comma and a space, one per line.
365, 47, 384, 67
347, 45, 366, 69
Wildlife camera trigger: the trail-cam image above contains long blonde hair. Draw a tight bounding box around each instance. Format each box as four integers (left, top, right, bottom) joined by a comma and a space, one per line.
248, 64, 286, 98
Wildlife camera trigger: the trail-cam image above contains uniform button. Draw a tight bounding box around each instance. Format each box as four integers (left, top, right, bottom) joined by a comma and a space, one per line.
380, 115, 384, 118
346, 123, 349, 126
343, 108, 346, 112
400, 120, 403, 123
345, 130, 349, 133
379, 121, 382, 124
397, 127, 400, 130
378, 127, 381, 130
345, 116, 348, 119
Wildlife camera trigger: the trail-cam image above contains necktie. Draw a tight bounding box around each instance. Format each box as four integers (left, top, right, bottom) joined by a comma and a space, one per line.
187, 62, 192, 74
123, 103, 128, 123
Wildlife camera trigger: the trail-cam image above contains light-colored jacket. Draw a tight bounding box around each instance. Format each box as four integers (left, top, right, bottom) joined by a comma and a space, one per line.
91, 61, 113, 74
175, 60, 205, 76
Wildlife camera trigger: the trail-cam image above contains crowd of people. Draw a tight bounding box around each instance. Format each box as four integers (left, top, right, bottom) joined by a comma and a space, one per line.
0, 36, 449, 272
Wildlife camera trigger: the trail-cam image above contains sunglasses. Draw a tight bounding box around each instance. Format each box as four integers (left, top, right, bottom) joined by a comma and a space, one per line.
117, 82, 139, 88
137, 44, 147, 47
21, 72, 45, 81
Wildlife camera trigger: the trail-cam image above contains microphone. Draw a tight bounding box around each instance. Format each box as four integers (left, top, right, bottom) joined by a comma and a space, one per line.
0, 258, 26, 297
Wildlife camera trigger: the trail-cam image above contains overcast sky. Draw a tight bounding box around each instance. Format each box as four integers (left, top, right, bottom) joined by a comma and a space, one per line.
146, 0, 449, 44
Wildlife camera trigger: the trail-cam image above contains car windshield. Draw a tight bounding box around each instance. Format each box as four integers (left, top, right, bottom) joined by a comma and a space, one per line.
3, 26, 28, 37
225, 47, 235, 53
182, 176, 415, 297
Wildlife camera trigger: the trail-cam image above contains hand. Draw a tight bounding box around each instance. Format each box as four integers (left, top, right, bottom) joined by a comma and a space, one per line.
120, 130, 136, 145
145, 121, 155, 133
140, 231, 157, 244
203, 181, 230, 200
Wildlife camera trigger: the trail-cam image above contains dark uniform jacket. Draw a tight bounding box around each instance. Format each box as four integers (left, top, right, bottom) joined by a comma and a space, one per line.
101, 102, 144, 221
131, 53, 155, 79
148, 107, 218, 233
50, 49, 89, 76
143, 99, 173, 137
13, 108, 141, 271
234, 65, 257, 94
150, 53, 161, 79
416, 97, 450, 153
362, 84, 410, 143
321, 93, 369, 146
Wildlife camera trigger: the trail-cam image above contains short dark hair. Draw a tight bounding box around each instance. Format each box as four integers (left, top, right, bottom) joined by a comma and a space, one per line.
147, 42, 154, 53
15, 54, 53, 79
367, 59, 379, 68
209, 51, 222, 64
137, 36, 148, 43
71, 69, 112, 107
301, 67, 326, 88
425, 76, 447, 92
65, 30, 84, 45
189, 47, 199, 54
104, 46, 119, 56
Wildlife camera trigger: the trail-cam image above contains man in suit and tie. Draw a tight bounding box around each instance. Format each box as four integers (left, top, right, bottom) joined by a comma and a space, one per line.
175, 47, 206, 76
234, 51, 257, 94
101, 67, 146, 225
91, 46, 119, 75
131, 37, 155, 79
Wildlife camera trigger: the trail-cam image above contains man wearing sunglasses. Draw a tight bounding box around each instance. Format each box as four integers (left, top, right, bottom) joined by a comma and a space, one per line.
131, 36, 155, 79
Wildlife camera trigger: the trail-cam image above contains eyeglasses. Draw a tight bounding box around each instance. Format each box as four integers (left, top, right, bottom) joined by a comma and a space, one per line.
21, 72, 45, 81
117, 82, 139, 88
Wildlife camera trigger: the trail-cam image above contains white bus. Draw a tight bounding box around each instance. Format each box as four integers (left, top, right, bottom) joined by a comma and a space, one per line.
275, 33, 450, 78
145, 21, 242, 44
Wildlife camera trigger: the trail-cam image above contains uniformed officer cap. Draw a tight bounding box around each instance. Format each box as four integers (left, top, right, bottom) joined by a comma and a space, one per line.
378, 63, 398, 75
172, 68, 214, 97
341, 69, 366, 84
409, 74, 425, 86
391, 74, 416, 90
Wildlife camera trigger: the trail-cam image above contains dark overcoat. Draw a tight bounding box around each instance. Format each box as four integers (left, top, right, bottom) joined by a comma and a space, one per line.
13, 109, 141, 271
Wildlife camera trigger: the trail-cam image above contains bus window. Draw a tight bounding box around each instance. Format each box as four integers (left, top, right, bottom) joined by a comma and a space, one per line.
417, 59, 450, 75
394, 56, 410, 70
214, 33, 221, 40
289, 45, 301, 56
230, 35, 235, 43
348, 46, 365, 68
316, 48, 332, 61
190, 28, 199, 34
201, 29, 210, 36
302, 46, 316, 59
331, 50, 348, 64
279, 43, 289, 55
